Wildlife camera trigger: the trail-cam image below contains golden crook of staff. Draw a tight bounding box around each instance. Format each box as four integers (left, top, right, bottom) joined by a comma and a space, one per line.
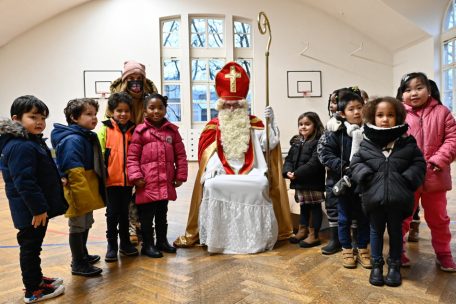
257, 11, 272, 179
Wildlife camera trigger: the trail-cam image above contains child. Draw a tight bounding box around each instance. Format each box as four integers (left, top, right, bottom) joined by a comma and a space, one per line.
319, 87, 363, 255
283, 112, 326, 247
351, 97, 425, 287
318, 91, 371, 269
51, 98, 106, 276
127, 93, 188, 258
0, 95, 66, 303
397, 72, 456, 271
98, 92, 138, 262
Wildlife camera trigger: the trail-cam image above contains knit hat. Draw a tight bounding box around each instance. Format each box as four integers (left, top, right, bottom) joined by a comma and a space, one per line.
122, 60, 146, 81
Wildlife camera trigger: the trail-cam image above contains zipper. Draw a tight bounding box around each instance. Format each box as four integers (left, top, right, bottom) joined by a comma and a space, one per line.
122, 131, 127, 186
384, 157, 389, 205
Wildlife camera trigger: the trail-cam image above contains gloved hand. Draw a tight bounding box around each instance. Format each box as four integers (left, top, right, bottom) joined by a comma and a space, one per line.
332, 175, 352, 196
264, 106, 275, 125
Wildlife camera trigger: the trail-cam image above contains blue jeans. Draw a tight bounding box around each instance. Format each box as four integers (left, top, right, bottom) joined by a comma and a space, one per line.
369, 207, 403, 262
337, 194, 369, 249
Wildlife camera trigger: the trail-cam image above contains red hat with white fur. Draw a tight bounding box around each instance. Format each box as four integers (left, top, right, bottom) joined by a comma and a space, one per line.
215, 62, 249, 100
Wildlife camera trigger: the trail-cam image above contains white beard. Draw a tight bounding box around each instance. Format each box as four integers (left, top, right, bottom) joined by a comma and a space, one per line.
218, 107, 250, 161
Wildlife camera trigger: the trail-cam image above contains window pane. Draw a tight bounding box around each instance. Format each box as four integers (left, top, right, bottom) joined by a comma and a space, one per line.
167, 104, 181, 122
192, 85, 207, 102
162, 20, 180, 48
444, 91, 453, 111
444, 41, 454, 65
208, 19, 224, 48
208, 59, 224, 80
446, 2, 456, 30
193, 103, 207, 122
234, 21, 251, 48
444, 69, 453, 91
236, 59, 252, 78
191, 18, 206, 33
210, 85, 218, 101
163, 59, 180, 80
191, 59, 208, 81
163, 85, 181, 121
191, 33, 206, 47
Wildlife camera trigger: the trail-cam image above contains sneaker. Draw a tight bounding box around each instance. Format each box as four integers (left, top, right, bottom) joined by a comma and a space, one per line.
401, 253, 411, 267
342, 248, 357, 269
24, 284, 64, 303
71, 262, 102, 277
41, 276, 63, 288
436, 254, 456, 272
357, 248, 372, 269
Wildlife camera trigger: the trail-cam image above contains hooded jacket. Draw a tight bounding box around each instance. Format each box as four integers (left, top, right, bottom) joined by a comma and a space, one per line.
404, 98, 456, 192
51, 123, 106, 217
127, 118, 188, 204
0, 120, 67, 228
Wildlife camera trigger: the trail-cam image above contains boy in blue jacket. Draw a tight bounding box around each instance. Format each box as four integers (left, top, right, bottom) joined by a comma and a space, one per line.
0, 95, 67, 303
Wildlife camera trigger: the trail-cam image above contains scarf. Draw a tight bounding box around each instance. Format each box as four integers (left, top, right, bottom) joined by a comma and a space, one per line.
364, 123, 409, 148
344, 121, 363, 160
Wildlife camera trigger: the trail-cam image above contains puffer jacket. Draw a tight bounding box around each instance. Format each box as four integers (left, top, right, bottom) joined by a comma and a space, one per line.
405, 98, 456, 192
282, 135, 325, 191
351, 135, 426, 217
51, 123, 107, 217
127, 118, 188, 204
0, 120, 67, 228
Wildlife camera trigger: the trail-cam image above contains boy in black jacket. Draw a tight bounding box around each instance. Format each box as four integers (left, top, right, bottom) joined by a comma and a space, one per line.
351, 97, 425, 287
0, 96, 67, 303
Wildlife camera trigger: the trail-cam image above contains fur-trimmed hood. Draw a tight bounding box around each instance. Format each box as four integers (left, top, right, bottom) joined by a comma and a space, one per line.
0, 119, 28, 153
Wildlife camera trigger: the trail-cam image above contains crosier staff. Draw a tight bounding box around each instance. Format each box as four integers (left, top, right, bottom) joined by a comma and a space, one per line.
257, 11, 271, 180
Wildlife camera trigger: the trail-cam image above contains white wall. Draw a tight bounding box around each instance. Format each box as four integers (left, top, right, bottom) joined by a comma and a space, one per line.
0, 0, 394, 148
392, 37, 435, 92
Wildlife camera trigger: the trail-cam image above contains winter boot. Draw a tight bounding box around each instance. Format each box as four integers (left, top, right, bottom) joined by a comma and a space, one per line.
369, 258, 385, 286
289, 225, 309, 244
357, 248, 372, 269
299, 228, 321, 248
119, 225, 139, 256
407, 221, 420, 242
82, 230, 100, 264
342, 248, 357, 269
321, 227, 342, 255
385, 258, 402, 287
69, 233, 102, 276
141, 225, 163, 258
156, 224, 177, 253
105, 238, 118, 262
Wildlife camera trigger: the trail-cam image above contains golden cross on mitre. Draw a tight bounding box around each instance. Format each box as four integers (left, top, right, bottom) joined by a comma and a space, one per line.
225, 65, 241, 93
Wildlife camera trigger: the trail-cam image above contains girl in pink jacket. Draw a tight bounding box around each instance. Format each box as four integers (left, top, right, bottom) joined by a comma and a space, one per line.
127, 94, 188, 258
397, 72, 456, 272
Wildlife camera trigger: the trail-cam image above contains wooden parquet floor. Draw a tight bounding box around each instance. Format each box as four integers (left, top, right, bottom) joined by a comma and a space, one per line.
1, 163, 456, 303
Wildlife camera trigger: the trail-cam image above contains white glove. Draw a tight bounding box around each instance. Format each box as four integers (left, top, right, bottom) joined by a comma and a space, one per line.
264, 106, 275, 125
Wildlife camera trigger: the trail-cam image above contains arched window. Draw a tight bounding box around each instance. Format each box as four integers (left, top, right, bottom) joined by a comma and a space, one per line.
442, 0, 456, 112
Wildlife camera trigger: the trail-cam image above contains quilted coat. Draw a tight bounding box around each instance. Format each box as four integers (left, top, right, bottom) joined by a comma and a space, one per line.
405, 98, 456, 192
127, 118, 188, 204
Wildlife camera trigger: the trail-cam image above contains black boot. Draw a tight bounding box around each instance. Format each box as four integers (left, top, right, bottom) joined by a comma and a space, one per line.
385, 258, 402, 287
141, 225, 163, 258
369, 258, 385, 286
82, 229, 100, 264
156, 224, 177, 253
105, 238, 118, 262
119, 228, 139, 256
70, 233, 102, 276
321, 227, 342, 255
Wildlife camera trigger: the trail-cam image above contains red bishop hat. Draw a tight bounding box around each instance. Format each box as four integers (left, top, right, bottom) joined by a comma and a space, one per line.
215, 62, 249, 100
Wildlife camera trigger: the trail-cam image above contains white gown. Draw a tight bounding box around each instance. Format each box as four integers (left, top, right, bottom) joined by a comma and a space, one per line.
198, 126, 279, 254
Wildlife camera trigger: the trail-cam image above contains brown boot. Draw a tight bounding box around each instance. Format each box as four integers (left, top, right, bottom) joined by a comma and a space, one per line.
289, 225, 308, 244
357, 248, 372, 269
408, 221, 420, 242
342, 248, 356, 268
299, 228, 321, 248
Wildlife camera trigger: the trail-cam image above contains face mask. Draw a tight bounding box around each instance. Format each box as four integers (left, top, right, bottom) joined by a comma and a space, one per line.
127, 80, 144, 93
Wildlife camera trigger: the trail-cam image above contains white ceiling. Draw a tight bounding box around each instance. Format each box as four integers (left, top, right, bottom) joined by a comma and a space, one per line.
0, 0, 450, 52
